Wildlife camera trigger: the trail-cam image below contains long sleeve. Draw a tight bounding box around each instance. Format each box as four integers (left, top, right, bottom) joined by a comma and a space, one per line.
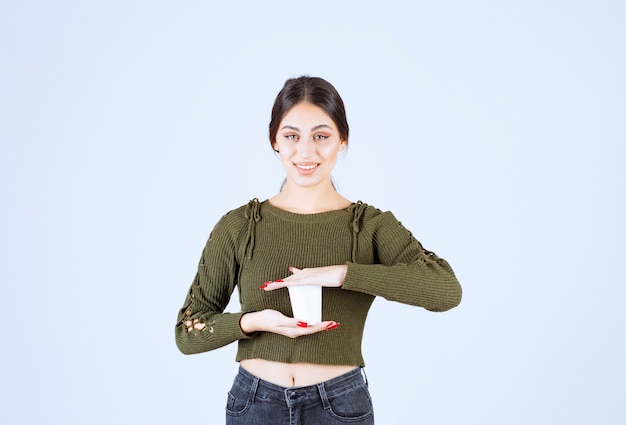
175, 211, 253, 355
342, 210, 461, 312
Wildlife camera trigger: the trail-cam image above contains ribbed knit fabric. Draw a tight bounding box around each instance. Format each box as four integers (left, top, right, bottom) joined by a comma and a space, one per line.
175, 199, 461, 366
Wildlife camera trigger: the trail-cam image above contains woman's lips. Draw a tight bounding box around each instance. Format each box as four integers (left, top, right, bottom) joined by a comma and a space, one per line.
295, 163, 319, 175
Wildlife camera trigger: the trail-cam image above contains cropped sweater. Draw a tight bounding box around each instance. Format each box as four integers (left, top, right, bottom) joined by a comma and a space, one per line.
175, 199, 461, 366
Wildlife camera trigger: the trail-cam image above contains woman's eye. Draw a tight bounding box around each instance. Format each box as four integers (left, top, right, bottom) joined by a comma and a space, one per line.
314, 134, 329, 141
285, 134, 299, 141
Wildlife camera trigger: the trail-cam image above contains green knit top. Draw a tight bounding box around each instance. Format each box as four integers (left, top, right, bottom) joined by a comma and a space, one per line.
175, 199, 461, 366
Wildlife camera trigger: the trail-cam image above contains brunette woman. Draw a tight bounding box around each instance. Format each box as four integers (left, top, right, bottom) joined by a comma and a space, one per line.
176, 76, 462, 424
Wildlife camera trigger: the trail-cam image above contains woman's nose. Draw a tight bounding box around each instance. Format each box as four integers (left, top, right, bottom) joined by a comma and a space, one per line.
298, 140, 314, 158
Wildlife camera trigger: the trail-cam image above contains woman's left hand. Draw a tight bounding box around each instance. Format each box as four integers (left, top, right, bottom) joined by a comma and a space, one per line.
260, 265, 347, 291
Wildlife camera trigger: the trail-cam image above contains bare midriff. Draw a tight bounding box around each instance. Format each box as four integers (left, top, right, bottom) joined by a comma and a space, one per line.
240, 358, 357, 387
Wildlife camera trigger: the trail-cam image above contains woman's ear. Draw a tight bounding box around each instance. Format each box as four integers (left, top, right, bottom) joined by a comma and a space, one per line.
339, 140, 347, 152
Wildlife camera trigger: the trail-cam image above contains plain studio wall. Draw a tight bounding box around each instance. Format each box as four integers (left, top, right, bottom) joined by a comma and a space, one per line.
1, 1, 624, 424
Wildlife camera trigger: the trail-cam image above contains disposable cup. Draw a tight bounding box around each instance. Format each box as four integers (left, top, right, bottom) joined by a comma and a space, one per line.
287, 285, 322, 325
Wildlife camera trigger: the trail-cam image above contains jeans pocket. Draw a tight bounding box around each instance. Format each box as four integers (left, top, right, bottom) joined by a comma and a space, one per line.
325, 384, 374, 421
225, 383, 251, 416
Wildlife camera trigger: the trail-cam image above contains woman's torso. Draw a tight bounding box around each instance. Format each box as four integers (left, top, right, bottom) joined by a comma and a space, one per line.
240, 197, 359, 386
240, 358, 358, 387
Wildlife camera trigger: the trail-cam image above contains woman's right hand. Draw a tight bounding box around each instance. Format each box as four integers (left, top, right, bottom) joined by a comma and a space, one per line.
240, 309, 339, 338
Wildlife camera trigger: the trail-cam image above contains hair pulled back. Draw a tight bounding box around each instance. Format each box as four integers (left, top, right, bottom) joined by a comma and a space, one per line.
269, 76, 349, 149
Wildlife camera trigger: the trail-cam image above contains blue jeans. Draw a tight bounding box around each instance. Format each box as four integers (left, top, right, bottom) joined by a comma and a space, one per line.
225, 366, 375, 424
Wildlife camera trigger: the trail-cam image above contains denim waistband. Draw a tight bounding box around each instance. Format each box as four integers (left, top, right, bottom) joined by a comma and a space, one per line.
233, 366, 367, 406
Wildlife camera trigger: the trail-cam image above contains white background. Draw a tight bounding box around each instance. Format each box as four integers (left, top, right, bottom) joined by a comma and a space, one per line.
1, 1, 624, 423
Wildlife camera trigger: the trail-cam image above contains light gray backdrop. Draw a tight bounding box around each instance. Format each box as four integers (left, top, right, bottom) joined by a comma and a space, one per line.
1, 1, 624, 424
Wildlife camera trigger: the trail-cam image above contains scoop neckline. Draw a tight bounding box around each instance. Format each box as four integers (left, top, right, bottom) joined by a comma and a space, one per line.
261, 199, 356, 222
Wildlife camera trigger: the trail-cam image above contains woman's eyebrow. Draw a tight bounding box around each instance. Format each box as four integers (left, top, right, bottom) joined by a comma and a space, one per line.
311, 124, 333, 131
280, 124, 334, 132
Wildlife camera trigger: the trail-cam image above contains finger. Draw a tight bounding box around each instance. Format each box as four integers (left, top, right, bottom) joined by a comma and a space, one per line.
300, 321, 340, 333
259, 279, 286, 291
280, 320, 340, 338
262, 278, 311, 290
260, 267, 308, 291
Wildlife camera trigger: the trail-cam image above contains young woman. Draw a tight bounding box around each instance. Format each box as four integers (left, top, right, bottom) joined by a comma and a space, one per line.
175, 76, 462, 424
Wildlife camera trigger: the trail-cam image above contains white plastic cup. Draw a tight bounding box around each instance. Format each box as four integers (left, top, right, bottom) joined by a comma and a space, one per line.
287, 285, 322, 325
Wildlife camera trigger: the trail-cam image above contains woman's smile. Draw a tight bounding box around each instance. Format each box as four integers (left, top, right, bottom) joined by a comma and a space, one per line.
295, 162, 320, 174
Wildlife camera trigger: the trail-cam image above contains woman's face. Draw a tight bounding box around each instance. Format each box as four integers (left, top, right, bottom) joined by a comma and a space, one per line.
272, 102, 347, 190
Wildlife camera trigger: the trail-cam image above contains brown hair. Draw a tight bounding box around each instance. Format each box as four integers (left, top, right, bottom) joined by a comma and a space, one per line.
269, 76, 349, 149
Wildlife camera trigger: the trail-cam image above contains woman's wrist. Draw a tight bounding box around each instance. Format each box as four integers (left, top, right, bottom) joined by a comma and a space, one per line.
240, 311, 261, 334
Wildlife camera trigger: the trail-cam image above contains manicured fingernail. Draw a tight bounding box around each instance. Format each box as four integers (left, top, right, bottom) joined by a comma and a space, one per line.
324, 322, 340, 331
297, 321, 308, 328
260, 282, 269, 290
275, 279, 284, 283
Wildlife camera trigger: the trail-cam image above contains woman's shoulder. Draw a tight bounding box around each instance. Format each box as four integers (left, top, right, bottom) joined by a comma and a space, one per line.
212, 199, 261, 229
351, 200, 386, 218
351, 200, 403, 229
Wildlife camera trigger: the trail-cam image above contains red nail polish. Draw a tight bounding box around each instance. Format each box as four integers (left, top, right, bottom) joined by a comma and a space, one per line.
297, 321, 308, 328
325, 322, 340, 331
275, 279, 284, 283
260, 283, 268, 290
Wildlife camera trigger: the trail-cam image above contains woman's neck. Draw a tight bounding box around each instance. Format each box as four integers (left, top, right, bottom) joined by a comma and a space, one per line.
270, 182, 351, 214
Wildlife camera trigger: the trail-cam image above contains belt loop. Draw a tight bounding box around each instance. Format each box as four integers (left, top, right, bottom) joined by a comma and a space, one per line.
249, 376, 260, 403
360, 367, 368, 385
317, 383, 331, 409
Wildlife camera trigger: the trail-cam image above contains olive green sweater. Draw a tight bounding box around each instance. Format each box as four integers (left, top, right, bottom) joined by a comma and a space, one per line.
175, 199, 461, 366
